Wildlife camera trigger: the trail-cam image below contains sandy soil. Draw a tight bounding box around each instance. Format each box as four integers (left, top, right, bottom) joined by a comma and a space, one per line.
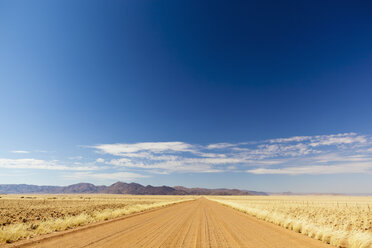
8, 198, 332, 248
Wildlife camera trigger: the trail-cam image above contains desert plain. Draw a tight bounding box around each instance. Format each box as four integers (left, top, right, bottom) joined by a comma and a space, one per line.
0, 194, 371, 248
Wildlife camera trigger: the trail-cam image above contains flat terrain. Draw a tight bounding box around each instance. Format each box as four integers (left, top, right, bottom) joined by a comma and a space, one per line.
8, 198, 331, 248
208, 195, 372, 247
0, 194, 193, 227
0, 194, 194, 243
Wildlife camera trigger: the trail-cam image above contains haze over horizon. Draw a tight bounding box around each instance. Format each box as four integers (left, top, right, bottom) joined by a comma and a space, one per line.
1, 0, 372, 194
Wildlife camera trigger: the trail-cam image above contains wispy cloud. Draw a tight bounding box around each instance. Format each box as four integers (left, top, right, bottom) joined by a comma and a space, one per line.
65, 171, 148, 181
11, 150, 30, 154
68, 156, 83, 160
5, 133, 368, 177
0, 158, 99, 171
246, 162, 372, 175
266, 133, 367, 146
206, 143, 236, 149
95, 158, 105, 163
93, 142, 195, 156
108, 158, 223, 173
91, 132, 372, 175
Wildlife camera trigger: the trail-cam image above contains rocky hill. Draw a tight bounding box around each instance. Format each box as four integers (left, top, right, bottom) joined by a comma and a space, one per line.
0, 182, 266, 195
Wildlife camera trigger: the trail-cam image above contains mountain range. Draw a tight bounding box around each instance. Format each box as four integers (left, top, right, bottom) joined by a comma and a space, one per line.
0, 182, 267, 195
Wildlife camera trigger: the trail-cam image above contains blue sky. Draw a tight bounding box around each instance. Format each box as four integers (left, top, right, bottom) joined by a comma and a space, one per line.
1, 0, 372, 193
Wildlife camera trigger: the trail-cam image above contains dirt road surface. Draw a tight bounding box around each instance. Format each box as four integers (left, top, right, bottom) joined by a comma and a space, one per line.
10, 198, 332, 248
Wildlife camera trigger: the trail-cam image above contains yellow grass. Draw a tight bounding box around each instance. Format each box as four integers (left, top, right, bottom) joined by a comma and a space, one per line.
207, 195, 372, 248
0, 194, 195, 244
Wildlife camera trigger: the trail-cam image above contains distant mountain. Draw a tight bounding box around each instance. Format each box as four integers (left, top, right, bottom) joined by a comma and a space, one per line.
173, 186, 267, 195
0, 182, 266, 195
0, 184, 61, 194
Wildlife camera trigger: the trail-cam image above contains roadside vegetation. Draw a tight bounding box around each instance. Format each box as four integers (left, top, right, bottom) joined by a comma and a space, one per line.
0, 194, 195, 244
208, 196, 372, 248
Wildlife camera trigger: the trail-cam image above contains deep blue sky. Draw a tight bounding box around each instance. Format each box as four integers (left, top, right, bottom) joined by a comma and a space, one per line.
1, 0, 372, 193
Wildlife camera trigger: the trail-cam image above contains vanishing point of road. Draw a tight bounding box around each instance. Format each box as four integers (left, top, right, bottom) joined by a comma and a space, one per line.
10, 198, 332, 248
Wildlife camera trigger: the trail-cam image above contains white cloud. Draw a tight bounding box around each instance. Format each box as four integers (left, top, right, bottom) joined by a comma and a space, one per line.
109, 158, 132, 166
267, 133, 367, 147
308, 133, 366, 147
206, 143, 235, 149
310, 153, 371, 163
0, 158, 99, 171
108, 158, 222, 173
69, 156, 83, 160
88, 132, 372, 175
95, 158, 105, 163
5, 133, 370, 177
7, 133, 368, 184
93, 142, 195, 156
11, 150, 30, 154
66, 171, 148, 181
246, 162, 372, 175
268, 136, 310, 143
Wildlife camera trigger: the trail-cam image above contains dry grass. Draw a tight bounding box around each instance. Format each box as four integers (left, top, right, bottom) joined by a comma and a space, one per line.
207, 195, 372, 248
0, 194, 195, 244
